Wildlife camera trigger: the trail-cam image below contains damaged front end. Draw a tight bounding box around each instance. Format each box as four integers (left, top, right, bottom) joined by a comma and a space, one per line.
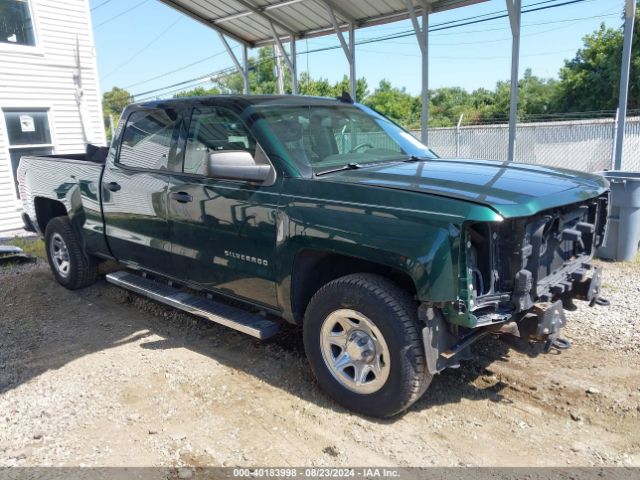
425, 193, 609, 374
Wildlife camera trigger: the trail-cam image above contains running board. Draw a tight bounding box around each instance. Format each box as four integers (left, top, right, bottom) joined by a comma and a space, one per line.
105, 271, 279, 340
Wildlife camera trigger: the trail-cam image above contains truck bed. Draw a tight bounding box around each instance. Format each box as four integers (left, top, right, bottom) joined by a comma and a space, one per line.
17, 146, 109, 256
31, 144, 109, 164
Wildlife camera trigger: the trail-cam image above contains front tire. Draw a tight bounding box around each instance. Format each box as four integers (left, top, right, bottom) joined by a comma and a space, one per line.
45, 216, 98, 290
303, 273, 431, 418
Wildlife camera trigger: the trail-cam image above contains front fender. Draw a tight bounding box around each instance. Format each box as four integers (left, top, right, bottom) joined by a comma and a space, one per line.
274, 197, 464, 320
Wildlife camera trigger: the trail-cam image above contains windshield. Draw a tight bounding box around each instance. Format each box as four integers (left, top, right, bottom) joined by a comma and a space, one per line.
255, 103, 436, 174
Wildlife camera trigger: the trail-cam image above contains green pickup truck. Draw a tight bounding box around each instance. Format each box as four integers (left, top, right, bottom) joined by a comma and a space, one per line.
18, 95, 609, 417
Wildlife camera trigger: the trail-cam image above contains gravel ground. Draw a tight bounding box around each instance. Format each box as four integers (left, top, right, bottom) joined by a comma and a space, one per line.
564, 259, 640, 354
0, 255, 639, 468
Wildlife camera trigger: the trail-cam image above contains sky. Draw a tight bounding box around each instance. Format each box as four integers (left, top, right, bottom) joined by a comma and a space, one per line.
89, 0, 623, 100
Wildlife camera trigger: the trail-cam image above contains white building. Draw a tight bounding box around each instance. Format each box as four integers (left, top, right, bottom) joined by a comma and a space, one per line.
0, 0, 105, 233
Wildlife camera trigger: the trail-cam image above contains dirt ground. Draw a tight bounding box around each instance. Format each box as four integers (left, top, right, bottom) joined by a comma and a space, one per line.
0, 256, 639, 468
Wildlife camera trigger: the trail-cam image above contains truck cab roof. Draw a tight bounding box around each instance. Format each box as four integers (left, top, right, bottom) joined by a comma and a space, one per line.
133, 94, 351, 111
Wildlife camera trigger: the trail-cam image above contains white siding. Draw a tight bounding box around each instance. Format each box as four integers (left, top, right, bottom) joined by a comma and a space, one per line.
0, 0, 106, 232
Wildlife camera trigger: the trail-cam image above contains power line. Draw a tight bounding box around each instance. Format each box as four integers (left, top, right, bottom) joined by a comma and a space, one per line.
124, 10, 609, 92
122, 0, 580, 92
357, 46, 577, 60
347, 0, 593, 47
130, 0, 601, 100
135, 68, 238, 101
91, 0, 114, 11
134, 65, 238, 98
101, 17, 182, 80
368, 12, 620, 45
94, 0, 149, 29
123, 48, 235, 90
420, 0, 586, 29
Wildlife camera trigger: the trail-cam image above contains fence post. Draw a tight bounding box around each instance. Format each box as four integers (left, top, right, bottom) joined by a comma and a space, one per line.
456, 113, 464, 157
611, 108, 619, 170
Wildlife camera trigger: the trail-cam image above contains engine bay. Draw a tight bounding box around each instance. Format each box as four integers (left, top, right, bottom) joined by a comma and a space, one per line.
467, 193, 608, 324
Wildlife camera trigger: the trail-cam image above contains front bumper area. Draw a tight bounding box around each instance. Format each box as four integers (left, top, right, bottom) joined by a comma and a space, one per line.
422, 268, 605, 375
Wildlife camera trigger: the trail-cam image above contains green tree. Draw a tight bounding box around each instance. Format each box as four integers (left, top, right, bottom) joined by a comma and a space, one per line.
362, 80, 421, 128
519, 69, 558, 116
173, 86, 220, 98
212, 47, 288, 94
298, 72, 335, 96
483, 69, 557, 121
298, 73, 369, 100
102, 86, 132, 140
429, 86, 472, 126
332, 75, 369, 101
554, 9, 639, 112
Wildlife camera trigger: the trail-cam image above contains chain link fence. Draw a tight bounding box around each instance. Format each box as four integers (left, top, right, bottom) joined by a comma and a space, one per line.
418, 116, 640, 173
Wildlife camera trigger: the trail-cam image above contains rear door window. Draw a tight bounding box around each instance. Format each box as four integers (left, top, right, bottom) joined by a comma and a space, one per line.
117, 109, 180, 171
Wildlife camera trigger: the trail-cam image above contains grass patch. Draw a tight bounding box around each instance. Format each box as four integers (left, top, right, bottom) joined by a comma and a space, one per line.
5, 236, 46, 259
0, 260, 20, 271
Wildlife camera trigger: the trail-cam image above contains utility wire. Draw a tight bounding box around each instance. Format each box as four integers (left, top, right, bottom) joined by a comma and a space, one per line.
136, 68, 238, 101
130, 0, 600, 99
123, 48, 234, 89
125, 11, 607, 92
101, 17, 182, 79
349, 0, 592, 47
365, 11, 619, 46
357, 46, 577, 60
135, 65, 238, 98
94, 0, 149, 29
91, 0, 114, 11
278, 2, 595, 57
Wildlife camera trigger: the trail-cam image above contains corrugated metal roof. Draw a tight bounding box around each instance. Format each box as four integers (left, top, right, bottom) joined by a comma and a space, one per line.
157, 0, 487, 47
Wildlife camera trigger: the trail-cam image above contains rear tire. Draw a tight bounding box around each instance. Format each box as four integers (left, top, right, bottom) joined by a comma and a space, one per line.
45, 216, 98, 290
303, 273, 431, 418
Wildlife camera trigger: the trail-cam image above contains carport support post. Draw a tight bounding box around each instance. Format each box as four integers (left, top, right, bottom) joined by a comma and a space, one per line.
269, 22, 297, 94
291, 35, 298, 95
506, 0, 521, 162
421, 8, 429, 145
405, 0, 429, 144
348, 23, 356, 100
275, 45, 285, 94
218, 32, 250, 95
242, 44, 250, 94
319, 0, 357, 102
614, 0, 637, 170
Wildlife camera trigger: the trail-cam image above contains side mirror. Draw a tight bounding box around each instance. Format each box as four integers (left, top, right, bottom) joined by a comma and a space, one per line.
206, 150, 273, 183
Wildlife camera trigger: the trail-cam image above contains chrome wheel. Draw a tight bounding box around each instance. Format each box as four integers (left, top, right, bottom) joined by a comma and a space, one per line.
320, 309, 391, 394
49, 232, 71, 278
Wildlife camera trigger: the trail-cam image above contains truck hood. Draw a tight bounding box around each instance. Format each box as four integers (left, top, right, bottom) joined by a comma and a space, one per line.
317, 158, 608, 218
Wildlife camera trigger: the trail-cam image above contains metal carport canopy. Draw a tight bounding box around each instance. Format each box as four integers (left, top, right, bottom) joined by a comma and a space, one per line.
155, 0, 636, 167
156, 0, 485, 47
156, 0, 493, 146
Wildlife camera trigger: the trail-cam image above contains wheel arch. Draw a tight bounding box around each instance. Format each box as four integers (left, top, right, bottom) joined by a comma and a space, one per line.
288, 249, 418, 324
34, 197, 68, 233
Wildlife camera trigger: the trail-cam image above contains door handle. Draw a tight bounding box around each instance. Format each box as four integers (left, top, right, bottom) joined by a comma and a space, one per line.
106, 181, 121, 192
170, 192, 193, 203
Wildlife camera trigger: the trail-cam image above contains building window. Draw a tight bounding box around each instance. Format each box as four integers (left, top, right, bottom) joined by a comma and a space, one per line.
0, 0, 36, 47
3, 109, 53, 198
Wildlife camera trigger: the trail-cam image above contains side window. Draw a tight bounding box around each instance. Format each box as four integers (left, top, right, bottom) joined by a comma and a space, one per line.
184, 107, 255, 176
118, 109, 178, 170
